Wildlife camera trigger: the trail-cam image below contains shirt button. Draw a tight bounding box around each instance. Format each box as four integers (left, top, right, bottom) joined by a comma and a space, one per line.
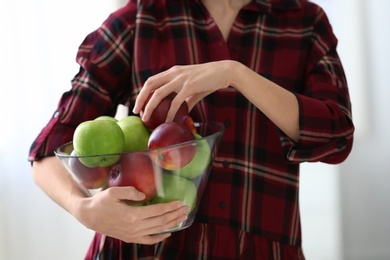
223, 160, 230, 168
224, 118, 231, 127
337, 138, 347, 150
53, 110, 60, 118
232, 46, 238, 52
219, 201, 226, 209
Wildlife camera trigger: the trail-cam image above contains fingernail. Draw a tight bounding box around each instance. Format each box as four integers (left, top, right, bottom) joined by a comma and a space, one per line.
138, 192, 145, 199
177, 201, 184, 207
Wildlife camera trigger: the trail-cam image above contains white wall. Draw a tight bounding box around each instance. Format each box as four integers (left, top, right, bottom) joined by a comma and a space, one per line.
338, 1, 390, 259
0, 1, 125, 259
302, 1, 390, 259
299, 1, 343, 259
1, 0, 389, 260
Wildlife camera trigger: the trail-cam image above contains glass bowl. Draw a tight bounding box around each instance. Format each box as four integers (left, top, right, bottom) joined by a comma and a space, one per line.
54, 122, 224, 233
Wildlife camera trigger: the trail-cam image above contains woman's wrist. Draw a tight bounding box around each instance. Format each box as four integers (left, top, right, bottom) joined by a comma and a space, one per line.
225, 60, 248, 91
66, 183, 89, 217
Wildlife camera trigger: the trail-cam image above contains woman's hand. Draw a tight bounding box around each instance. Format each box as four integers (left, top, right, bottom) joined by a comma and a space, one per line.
133, 61, 236, 122
132, 60, 299, 141
75, 186, 190, 244
33, 157, 189, 245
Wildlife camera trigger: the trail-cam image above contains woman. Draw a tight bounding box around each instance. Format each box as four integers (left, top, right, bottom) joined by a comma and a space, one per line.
29, 0, 354, 258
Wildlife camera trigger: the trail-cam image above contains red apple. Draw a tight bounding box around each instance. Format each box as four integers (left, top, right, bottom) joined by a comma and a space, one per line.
142, 93, 189, 130
148, 122, 196, 170
107, 152, 160, 203
68, 151, 110, 189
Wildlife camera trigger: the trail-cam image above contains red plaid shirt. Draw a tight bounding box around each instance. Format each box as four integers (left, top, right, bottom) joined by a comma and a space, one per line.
29, 0, 354, 259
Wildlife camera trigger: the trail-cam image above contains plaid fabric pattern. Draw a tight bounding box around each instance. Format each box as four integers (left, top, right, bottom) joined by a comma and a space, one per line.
29, 0, 354, 259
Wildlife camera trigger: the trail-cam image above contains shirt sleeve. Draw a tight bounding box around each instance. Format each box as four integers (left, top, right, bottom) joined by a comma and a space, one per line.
280, 6, 354, 164
28, 2, 137, 162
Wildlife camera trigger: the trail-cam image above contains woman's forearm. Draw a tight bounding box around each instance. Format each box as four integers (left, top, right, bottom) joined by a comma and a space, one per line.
32, 156, 86, 217
229, 61, 300, 142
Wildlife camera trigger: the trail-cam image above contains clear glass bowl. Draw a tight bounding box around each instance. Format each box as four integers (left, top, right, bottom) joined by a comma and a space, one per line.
54, 122, 224, 233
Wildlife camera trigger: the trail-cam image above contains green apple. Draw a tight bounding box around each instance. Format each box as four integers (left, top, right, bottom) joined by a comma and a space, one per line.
175, 133, 211, 179
151, 173, 197, 211
117, 115, 151, 152
94, 115, 118, 122
73, 120, 125, 167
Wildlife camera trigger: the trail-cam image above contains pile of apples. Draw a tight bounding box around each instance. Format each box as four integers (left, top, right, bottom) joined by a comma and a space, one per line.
68, 95, 211, 209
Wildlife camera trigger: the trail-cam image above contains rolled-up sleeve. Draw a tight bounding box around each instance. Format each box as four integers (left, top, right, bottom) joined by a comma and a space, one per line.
280, 8, 354, 164
28, 5, 136, 162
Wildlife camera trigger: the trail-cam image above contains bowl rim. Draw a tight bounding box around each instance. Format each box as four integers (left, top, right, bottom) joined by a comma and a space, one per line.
54, 121, 225, 158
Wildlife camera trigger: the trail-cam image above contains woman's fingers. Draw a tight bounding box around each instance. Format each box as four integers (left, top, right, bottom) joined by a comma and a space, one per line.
108, 186, 189, 219
132, 68, 174, 115
136, 200, 190, 220
113, 201, 190, 243
133, 62, 232, 123
161, 83, 188, 122
139, 87, 170, 122
127, 203, 189, 238
87, 187, 190, 244
108, 186, 146, 201
133, 66, 188, 118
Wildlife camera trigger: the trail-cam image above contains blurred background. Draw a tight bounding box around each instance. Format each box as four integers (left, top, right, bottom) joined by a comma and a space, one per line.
0, 0, 389, 259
